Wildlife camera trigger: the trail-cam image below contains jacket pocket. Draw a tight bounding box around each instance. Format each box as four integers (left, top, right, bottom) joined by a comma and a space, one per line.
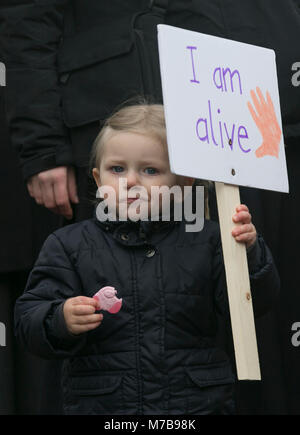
57, 11, 165, 129
65, 374, 124, 415
185, 363, 236, 415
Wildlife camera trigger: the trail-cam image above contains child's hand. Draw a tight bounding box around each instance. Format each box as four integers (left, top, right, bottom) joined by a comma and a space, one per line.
231, 204, 257, 249
63, 296, 103, 335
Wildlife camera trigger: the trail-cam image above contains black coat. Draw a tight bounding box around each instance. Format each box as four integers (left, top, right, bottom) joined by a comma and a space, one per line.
0, 0, 299, 181
0, 85, 63, 273
14, 215, 280, 415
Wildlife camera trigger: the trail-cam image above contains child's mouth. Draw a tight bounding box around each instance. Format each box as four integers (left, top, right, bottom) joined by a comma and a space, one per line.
126, 195, 147, 204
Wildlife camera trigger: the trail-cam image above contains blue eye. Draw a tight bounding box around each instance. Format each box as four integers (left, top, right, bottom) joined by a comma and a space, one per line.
145, 167, 157, 175
111, 166, 124, 173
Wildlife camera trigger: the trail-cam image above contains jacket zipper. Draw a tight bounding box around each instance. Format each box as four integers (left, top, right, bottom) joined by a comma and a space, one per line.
156, 249, 169, 413
130, 251, 143, 414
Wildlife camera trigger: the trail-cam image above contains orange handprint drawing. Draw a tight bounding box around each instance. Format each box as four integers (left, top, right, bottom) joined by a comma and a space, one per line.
247, 87, 282, 158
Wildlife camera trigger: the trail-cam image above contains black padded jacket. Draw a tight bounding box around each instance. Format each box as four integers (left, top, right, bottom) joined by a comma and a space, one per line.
14, 215, 280, 414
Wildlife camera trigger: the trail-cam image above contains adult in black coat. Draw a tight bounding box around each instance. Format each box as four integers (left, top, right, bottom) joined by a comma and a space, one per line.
1, 1, 299, 166
0, 85, 64, 414
1, 0, 300, 414
0, 1, 299, 220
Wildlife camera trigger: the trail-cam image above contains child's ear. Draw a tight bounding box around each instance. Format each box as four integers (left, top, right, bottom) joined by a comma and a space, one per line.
92, 168, 101, 187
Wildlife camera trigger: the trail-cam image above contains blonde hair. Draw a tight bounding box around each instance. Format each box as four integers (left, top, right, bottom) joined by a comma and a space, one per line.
89, 102, 211, 219
90, 103, 167, 170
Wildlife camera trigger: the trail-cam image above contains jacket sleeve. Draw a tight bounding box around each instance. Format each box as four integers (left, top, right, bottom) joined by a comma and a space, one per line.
0, 0, 73, 181
213, 234, 280, 318
14, 232, 88, 359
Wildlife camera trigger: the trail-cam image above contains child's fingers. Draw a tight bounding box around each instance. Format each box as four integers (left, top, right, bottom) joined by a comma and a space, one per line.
73, 313, 103, 325
232, 223, 254, 236
71, 296, 98, 307
67, 297, 98, 315
234, 231, 256, 243
72, 304, 97, 316
232, 210, 252, 224
232, 222, 256, 248
236, 204, 249, 212
64, 297, 99, 320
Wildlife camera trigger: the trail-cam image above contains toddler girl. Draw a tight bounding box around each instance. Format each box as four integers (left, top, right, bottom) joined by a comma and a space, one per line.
15, 104, 279, 415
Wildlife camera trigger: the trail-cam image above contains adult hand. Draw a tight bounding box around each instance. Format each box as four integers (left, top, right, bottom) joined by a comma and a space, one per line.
27, 166, 79, 220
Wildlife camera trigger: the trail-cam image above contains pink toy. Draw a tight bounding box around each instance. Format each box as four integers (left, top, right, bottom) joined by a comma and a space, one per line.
93, 286, 122, 314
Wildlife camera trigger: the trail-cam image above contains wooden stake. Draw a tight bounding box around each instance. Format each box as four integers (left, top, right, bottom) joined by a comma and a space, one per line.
215, 182, 261, 380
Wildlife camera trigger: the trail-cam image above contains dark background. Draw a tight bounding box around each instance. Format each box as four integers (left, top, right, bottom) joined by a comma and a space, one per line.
0, 84, 64, 414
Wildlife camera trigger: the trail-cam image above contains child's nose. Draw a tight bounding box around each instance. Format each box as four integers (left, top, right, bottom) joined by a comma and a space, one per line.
126, 170, 139, 188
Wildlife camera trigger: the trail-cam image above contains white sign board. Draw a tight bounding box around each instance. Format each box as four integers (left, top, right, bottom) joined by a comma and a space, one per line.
157, 24, 289, 193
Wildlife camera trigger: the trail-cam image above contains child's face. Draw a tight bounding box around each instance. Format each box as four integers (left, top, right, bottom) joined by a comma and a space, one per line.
92, 131, 194, 219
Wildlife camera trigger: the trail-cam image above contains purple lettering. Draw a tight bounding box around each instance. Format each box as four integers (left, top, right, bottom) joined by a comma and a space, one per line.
186, 46, 200, 84
222, 68, 243, 95
219, 122, 224, 148
238, 126, 251, 153
196, 118, 209, 143
208, 100, 219, 146
194, 100, 250, 155
224, 122, 236, 151
213, 67, 224, 92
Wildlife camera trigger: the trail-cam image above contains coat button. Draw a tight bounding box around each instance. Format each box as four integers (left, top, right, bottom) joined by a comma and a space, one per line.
120, 233, 129, 241
146, 248, 156, 258
59, 73, 70, 84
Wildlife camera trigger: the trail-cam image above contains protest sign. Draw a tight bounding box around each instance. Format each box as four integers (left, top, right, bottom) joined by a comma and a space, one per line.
158, 24, 289, 380
157, 24, 288, 193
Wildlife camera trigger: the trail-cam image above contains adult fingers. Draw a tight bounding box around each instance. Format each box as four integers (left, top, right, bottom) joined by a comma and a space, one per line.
67, 167, 79, 204
30, 176, 43, 205
40, 178, 57, 210
53, 169, 73, 219
27, 179, 34, 197
28, 168, 73, 218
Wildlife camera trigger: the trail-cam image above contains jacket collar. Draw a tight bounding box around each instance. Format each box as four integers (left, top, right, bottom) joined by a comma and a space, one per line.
92, 205, 179, 246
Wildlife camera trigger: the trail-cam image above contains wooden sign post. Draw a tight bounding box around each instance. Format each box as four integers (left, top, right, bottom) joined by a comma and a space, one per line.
215, 182, 261, 379
158, 24, 289, 380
